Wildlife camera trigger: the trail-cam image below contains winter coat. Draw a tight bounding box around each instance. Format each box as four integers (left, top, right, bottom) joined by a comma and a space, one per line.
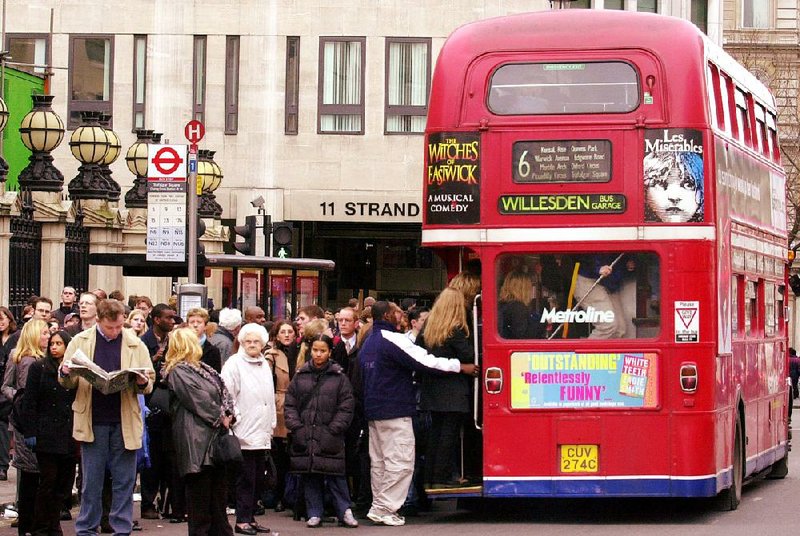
265, 346, 290, 439
221, 350, 276, 450
284, 360, 354, 476
21, 356, 77, 456
4, 355, 38, 472
359, 320, 463, 422
167, 362, 225, 477
209, 328, 236, 367
60, 326, 154, 450
419, 327, 475, 413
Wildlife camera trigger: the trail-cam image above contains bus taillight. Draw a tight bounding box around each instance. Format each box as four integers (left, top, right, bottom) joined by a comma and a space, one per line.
485, 367, 503, 394
680, 363, 698, 393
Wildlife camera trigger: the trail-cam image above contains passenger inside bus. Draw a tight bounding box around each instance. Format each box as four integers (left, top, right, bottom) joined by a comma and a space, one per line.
496, 253, 660, 340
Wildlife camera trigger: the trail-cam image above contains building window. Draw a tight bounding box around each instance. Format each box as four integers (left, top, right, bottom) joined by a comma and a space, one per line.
385, 38, 430, 134
193, 36, 207, 123
569, 0, 591, 8
742, 0, 769, 28
285, 36, 300, 135
604, 0, 624, 9
691, 0, 708, 33
638, 0, 658, 12
225, 36, 240, 134
68, 35, 113, 129
6, 34, 49, 75
318, 37, 365, 135
132, 35, 147, 131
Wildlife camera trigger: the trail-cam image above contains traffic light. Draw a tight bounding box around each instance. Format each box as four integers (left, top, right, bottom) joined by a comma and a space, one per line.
233, 215, 258, 255
272, 222, 294, 258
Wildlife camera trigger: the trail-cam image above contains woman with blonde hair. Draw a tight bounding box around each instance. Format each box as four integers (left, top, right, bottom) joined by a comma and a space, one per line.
418, 288, 475, 489
126, 309, 148, 337
448, 270, 481, 309
497, 270, 541, 339
1, 318, 49, 535
164, 327, 236, 536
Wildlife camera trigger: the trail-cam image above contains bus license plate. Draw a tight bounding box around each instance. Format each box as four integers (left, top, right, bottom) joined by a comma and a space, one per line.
560, 444, 598, 473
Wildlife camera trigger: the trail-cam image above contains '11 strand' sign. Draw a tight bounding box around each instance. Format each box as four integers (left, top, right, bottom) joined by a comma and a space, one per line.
147, 144, 188, 262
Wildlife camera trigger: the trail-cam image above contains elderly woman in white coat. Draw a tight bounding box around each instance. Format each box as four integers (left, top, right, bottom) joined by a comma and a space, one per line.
221, 323, 276, 535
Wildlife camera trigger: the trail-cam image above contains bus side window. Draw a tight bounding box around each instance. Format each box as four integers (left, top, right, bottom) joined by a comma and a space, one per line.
777, 284, 786, 335
754, 103, 767, 157
719, 73, 733, 138
765, 281, 775, 336
744, 279, 755, 335
734, 87, 751, 147
707, 63, 722, 130
731, 275, 739, 337
767, 112, 779, 162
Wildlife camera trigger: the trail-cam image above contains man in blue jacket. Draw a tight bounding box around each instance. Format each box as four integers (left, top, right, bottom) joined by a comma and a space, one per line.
359, 301, 477, 526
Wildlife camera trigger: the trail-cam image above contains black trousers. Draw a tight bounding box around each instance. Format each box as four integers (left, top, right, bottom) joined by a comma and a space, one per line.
32, 452, 77, 536
140, 426, 169, 513
271, 438, 289, 505
185, 466, 233, 536
425, 411, 463, 485
18, 469, 40, 536
236, 450, 267, 524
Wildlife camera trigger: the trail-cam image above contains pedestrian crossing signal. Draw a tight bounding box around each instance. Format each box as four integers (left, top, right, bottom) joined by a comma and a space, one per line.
272, 222, 294, 258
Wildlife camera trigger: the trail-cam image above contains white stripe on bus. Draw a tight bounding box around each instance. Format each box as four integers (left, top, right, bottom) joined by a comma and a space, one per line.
422, 226, 716, 244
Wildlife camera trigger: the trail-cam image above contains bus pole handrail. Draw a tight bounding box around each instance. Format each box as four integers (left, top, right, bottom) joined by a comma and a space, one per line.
473, 293, 482, 431
547, 253, 624, 340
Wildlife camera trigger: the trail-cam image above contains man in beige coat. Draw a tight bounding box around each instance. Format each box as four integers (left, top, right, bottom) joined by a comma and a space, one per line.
59, 299, 154, 536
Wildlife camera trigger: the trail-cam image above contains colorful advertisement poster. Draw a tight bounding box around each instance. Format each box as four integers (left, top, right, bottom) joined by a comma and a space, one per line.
674, 300, 699, 343
425, 132, 481, 224
643, 129, 704, 223
510, 352, 659, 409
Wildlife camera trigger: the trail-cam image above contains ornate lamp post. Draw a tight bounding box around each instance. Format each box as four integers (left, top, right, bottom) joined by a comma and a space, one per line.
18, 95, 66, 192
123, 129, 152, 208
98, 114, 122, 201
197, 150, 223, 218
0, 96, 9, 185
67, 111, 112, 200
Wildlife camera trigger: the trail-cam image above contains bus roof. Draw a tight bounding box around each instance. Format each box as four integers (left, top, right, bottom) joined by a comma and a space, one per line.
429, 11, 774, 125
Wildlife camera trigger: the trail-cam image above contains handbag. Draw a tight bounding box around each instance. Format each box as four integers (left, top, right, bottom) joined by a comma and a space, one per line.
210, 429, 243, 466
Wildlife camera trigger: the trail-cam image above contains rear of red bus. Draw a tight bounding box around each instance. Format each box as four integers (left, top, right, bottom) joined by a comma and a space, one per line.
422, 11, 789, 505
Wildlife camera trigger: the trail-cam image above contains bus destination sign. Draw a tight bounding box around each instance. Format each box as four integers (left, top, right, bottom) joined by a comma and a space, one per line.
513, 139, 612, 183
498, 193, 626, 215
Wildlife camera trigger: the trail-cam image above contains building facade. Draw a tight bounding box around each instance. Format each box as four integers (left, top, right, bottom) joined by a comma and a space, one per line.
2, 0, 723, 312
720, 0, 800, 346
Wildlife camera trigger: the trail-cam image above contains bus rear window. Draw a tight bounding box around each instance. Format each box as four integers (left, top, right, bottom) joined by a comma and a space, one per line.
496, 252, 660, 340
488, 62, 640, 115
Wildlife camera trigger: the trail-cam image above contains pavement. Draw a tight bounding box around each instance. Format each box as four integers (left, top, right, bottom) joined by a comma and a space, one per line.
0, 399, 798, 534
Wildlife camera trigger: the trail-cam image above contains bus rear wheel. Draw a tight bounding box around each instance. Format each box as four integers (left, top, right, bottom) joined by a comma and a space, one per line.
715, 414, 743, 511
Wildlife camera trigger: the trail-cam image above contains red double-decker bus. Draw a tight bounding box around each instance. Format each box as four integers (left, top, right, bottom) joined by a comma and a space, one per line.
422, 11, 789, 509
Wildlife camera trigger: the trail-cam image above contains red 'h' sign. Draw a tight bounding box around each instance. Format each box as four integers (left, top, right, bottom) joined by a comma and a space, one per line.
184, 120, 205, 144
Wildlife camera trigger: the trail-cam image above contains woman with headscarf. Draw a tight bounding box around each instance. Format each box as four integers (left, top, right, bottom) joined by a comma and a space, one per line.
164, 327, 236, 536
221, 323, 276, 535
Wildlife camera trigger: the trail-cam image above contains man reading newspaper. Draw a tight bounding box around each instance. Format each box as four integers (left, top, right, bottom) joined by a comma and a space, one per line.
59, 299, 154, 536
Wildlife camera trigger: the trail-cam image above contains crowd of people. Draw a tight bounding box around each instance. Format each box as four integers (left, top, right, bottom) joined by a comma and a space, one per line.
0, 273, 482, 535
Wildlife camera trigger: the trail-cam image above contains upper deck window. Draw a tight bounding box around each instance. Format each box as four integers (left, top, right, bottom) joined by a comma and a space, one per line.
488, 62, 639, 115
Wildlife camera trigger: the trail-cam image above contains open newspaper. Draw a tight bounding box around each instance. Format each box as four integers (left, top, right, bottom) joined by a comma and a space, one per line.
67, 349, 150, 395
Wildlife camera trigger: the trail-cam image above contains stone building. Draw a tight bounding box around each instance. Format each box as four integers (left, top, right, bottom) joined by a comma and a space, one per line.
0, 0, 726, 313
